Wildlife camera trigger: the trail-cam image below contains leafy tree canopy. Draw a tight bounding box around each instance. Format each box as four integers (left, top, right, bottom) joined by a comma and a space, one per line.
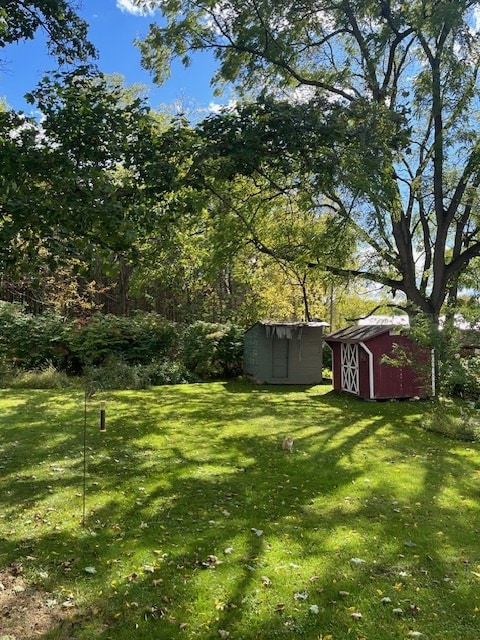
137, 0, 480, 322
0, 70, 168, 274
0, 1, 96, 65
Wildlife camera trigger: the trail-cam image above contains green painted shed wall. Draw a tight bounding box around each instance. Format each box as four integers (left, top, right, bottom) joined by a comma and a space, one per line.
243, 323, 325, 385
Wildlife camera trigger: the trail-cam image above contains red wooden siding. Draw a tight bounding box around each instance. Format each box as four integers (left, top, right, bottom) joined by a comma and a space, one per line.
326, 326, 431, 400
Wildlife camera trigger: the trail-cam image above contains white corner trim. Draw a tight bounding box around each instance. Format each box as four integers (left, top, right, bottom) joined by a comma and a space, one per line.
359, 342, 375, 399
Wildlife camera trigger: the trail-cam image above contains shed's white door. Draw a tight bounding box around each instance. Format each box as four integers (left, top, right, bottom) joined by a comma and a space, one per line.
341, 342, 359, 394
272, 337, 289, 378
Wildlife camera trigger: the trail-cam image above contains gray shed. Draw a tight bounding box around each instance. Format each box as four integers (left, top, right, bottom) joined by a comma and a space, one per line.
243, 321, 329, 385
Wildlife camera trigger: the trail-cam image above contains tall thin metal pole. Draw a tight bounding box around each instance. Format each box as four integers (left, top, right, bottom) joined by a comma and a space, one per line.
82, 386, 98, 527
83, 388, 87, 527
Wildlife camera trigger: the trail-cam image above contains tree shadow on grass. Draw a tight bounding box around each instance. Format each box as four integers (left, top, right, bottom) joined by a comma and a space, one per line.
0, 383, 480, 639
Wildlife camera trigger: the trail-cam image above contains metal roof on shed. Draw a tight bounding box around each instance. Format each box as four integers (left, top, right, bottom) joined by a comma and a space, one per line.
325, 324, 400, 343
259, 321, 330, 327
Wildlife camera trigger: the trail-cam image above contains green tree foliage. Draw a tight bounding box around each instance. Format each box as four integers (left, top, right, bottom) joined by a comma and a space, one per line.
192, 100, 355, 268
0, 302, 68, 369
0, 303, 244, 385
137, 101, 358, 322
69, 312, 179, 367
181, 320, 244, 379
0, 71, 167, 273
456, 258, 480, 325
138, 0, 480, 322
0, 0, 96, 64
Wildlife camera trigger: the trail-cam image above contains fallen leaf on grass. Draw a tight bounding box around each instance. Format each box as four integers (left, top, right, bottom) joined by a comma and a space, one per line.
143, 564, 155, 574
60, 559, 76, 571
144, 604, 166, 620
62, 600, 75, 609
198, 555, 221, 569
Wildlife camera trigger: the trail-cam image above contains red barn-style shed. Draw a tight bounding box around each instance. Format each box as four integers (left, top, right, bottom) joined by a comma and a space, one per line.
325, 325, 432, 400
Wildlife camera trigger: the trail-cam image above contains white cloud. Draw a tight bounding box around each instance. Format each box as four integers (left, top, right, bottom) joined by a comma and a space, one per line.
208, 98, 238, 114
116, 0, 154, 16
203, 2, 237, 36
474, 6, 480, 32
278, 85, 318, 104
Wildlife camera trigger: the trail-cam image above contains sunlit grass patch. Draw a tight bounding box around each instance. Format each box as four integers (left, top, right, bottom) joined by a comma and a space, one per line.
1, 382, 480, 639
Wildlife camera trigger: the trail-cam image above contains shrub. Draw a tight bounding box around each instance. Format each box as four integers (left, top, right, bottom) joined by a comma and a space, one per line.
0, 302, 68, 370
0, 363, 73, 390
84, 356, 153, 390
147, 360, 195, 385
69, 312, 179, 367
322, 344, 332, 370
84, 356, 194, 390
322, 367, 332, 382
181, 321, 243, 379
0, 304, 244, 387
443, 355, 480, 399
423, 397, 480, 441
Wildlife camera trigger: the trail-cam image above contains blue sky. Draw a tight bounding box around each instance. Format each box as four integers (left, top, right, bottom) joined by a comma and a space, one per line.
0, 0, 227, 116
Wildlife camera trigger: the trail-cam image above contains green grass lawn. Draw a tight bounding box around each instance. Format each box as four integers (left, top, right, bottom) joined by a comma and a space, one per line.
1, 381, 480, 639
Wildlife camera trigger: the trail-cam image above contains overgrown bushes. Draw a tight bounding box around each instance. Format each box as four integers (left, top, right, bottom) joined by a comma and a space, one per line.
69, 312, 180, 366
423, 397, 480, 442
181, 321, 244, 379
443, 354, 480, 400
84, 356, 194, 390
0, 363, 73, 390
0, 303, 244, 388
0, 303, 68, 369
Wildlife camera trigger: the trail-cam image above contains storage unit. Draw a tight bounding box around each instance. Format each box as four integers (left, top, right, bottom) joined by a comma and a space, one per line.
244, 321, 329, 385
325, 324, 432, 400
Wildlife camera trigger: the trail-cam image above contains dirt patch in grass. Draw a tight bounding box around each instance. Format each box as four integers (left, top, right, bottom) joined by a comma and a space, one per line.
0, 564, 70, 639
